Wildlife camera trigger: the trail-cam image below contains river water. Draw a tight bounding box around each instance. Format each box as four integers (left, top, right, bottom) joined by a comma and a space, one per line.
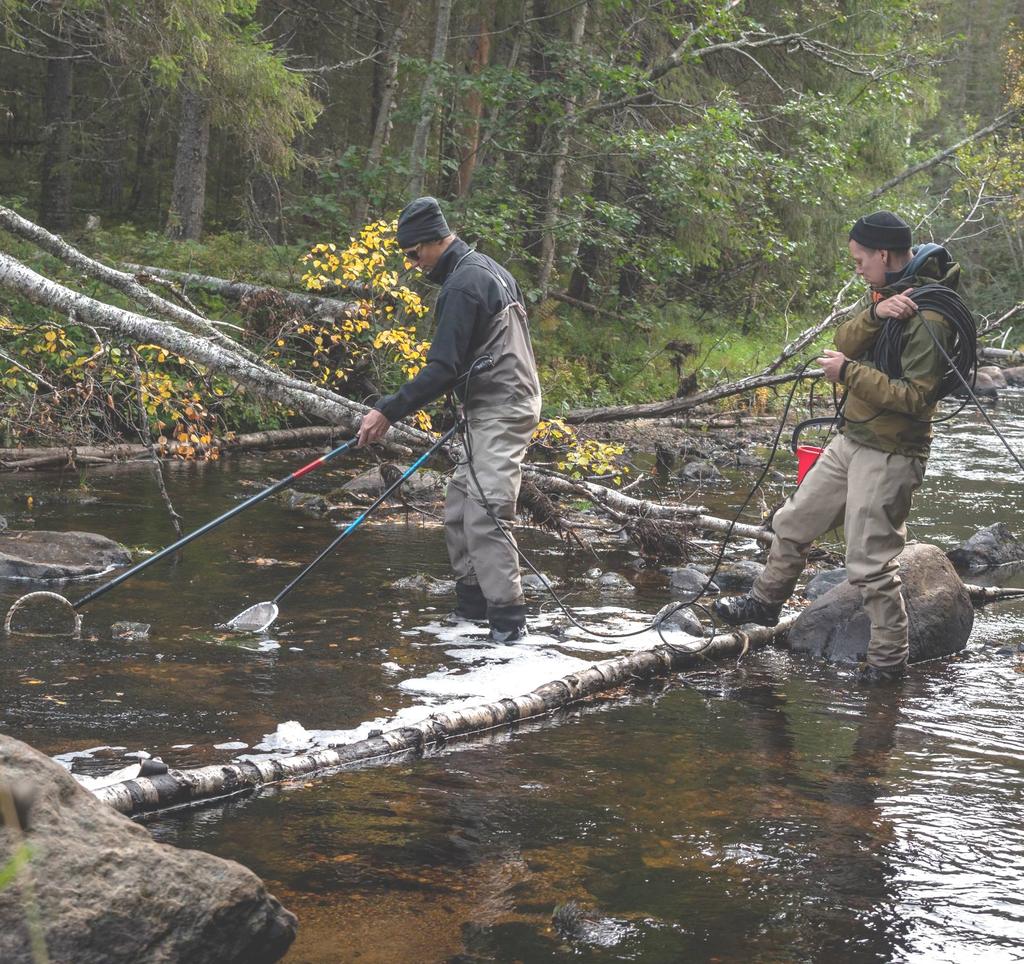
2, 394, 1023, 962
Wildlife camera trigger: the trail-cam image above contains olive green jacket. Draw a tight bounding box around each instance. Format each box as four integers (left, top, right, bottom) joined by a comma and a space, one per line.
836, 257, 960, 459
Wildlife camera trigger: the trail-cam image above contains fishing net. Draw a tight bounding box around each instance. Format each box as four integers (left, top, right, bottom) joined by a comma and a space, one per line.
4, 591, 82, 637
224, 601, 279, 634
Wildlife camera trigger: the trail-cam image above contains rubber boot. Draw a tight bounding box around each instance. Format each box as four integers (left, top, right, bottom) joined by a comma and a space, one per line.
488, 601, 528, 642
856, 660, 907, 686
443, 579, 488, 625
712, 593, 783, 628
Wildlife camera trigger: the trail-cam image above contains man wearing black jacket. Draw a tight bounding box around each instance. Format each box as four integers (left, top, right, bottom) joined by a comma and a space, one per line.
357, 197, 542, 641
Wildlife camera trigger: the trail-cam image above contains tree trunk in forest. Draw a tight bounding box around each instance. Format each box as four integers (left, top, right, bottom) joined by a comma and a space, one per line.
536, 0, 589, 293
245, 169, 285, 244
455, 12, 492, 197
38, 16, 74, 232
166, 82, 211, 241
407, 0, 454, 198
125, 88, 153, 217
354, 1, 413, 227
567, 163, 611, 302
520, 0, 553, 257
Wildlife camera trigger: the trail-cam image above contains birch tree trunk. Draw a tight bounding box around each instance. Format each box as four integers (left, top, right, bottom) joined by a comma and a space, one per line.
536, 0, 588, 293
93, 616, 796, 816
166, 82, 211, 241
407, 0, 454, 197
0, 251, 432, 456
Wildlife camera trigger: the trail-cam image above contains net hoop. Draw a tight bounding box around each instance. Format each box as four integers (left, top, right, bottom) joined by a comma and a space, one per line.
3, 591, 82, 637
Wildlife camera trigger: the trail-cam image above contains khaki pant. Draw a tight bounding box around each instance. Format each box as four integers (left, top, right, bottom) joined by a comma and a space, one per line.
753, 433, 925, 668
444, 396, 541, 607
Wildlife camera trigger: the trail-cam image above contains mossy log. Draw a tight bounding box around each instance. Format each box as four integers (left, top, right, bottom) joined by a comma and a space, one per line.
93, 617, 796, 817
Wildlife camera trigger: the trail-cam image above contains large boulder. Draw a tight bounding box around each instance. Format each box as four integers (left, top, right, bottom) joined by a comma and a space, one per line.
1002, 365, 1024, 387
0, 531, 130, 581
336, 465, 446, 500
787, 543, 973, 665
977, 365, 1008, 389
947, 523, 1024, 574
0, 735, 296, 964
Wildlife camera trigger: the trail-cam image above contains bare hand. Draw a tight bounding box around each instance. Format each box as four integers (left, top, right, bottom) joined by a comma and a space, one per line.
817, 349, 848, 384
875, 288, 917, 320
357, 409, 391, 447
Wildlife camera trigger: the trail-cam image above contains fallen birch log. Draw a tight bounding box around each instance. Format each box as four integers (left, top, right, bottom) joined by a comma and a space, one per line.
121, 262, 358, 322
530, 470, 772, 545
93, 617, 796, 817
0, 251, 430, 459
978, 346, 1024, 365
0, 426, 358, 470
965, 584, 1024, 606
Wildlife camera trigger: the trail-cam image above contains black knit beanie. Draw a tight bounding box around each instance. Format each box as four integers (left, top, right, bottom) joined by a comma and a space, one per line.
396, 196, 451, 248
849, 211, 912, 251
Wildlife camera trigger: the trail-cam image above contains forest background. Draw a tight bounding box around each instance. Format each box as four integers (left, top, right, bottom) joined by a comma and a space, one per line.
0, 0, 1022, 453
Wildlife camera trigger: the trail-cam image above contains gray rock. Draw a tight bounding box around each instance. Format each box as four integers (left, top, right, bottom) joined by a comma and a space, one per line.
582, 567, 603, 581
678, 460, 723, 483
968, 370, 999, 399
389, 574, 455, 596
522, 572, 560, 593
713, 561, 765, 592
947, 522, 1024, 573
0, 515, 7, 531
667, 566, 719, 598
977, 365, 1008, 389
0, 530, 131, 581
655, 603, 704, 636
597, 572, 634, 591
0, 735, 296, 964
284, 490, 329, 516
1002, 365, 1024, 387
340, 466, 445, 499
803, 568, 848, 600
110, 621, 150, 640
788, 543, 972, 665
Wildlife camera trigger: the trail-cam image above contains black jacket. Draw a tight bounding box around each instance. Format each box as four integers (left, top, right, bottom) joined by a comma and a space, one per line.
375, 238, 538, 421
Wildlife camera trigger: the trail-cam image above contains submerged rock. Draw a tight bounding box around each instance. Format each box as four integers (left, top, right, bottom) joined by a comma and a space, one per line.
655, 603, 704, 636
803, 567, 848, 600
389, 573, 455, 596
110, 621, 150, 640
0, 530, 130, 581
787, 543, 973, 665
0, 734, 297, 964
712, 560, 765, 592
597, 572, 634, 592
977, 365, 1008, 389
667, 566, 719, 599
947, 522, 1024, 574
284, 490, 329, 516
678, 460, 723, 484
522, 571, 561, 593
339, 466, 445, 499
1002, 364, 1024, 387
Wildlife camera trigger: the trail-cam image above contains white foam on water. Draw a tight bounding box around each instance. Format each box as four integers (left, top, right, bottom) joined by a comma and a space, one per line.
72, 762, 142, 791
52, 745, 126, 769
238, 602, 703, 761
123, 750, 152, 759
213, 741, 249, 750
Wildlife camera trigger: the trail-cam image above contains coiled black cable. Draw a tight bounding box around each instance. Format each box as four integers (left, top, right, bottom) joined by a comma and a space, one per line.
871, 283, 978, 403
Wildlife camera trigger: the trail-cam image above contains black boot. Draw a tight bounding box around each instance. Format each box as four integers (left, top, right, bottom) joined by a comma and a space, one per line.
712, 593, 783, 627
488, 602, 528, 642
856, 661, 907, 686
444, 579, 488, 624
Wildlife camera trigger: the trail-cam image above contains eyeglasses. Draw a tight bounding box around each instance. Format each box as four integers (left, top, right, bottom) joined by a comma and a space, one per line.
403, 243, 423, 263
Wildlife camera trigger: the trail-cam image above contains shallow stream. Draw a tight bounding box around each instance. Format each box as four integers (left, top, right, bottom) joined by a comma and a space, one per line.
2, 393, 1023, 962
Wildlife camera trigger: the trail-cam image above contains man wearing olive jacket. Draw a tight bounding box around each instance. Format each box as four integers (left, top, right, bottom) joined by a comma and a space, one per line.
357, 197, 542, 642
714, 211, 961, 683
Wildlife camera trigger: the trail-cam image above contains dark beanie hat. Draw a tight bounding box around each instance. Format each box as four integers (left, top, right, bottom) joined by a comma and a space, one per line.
849, 211, 912, 251
396, 196, 450, 248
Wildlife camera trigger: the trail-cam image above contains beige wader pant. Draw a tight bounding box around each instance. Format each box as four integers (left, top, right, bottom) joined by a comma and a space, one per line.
444, 396, 541, 607
752, 433, 926, 668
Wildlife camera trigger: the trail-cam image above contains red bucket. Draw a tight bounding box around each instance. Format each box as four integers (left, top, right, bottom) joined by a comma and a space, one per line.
796, 444, 823, 485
